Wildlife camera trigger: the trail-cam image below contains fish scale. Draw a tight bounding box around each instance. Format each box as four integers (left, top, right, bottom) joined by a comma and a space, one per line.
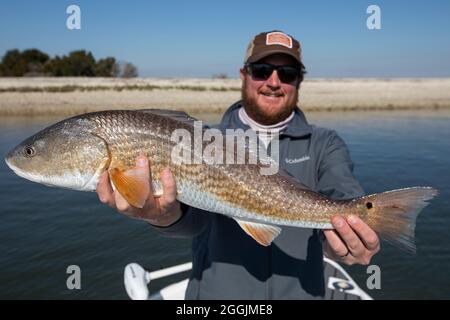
80, 111, 345, 225
5, 110, 438, 251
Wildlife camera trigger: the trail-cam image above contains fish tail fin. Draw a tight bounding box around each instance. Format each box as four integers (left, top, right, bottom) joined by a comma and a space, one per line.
363, 187, 438, 253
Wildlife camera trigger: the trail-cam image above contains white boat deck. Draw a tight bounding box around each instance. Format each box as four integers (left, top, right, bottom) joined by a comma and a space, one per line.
124, 257, 372, 300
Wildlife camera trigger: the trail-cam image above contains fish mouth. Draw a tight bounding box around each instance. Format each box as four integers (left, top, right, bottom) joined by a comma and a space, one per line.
4, 156, 37, 182
5, 154, 99, 191
4, 156, 16, 173
5, 154, 49, 186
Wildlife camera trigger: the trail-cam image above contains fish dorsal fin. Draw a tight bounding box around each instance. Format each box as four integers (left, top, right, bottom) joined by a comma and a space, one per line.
137, 109, 198, 125
235, 219, 282, 246
109, 165, 150, 208
276, 167, 312, 191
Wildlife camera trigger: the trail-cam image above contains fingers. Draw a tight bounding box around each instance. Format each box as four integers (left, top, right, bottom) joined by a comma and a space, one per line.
143, 156, 155, 199
159, 168, 178, 211
331, 216, 365, 257
96, 171, 116, 208
323, 229, 349, 258
97, 154, 181, 224
114, 188, 132, 212
325, 215, 380, 266
347, 215, 380, 251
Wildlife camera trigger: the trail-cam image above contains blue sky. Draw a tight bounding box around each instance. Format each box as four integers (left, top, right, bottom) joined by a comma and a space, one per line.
1, 0, 449, 77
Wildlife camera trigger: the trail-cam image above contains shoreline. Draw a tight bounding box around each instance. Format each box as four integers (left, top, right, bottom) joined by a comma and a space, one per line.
1, 77, 449, 116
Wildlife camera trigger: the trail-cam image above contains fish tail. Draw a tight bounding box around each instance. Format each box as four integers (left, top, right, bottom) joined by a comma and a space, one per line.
363, 187, 438, 253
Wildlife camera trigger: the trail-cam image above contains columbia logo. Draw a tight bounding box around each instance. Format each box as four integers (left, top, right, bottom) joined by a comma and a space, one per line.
285, 156, 310, 164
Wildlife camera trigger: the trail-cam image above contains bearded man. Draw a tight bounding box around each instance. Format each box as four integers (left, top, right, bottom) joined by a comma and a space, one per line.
97, 30, 380, 299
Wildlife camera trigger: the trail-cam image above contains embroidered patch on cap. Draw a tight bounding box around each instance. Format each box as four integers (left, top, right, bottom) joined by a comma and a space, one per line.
266, 32, 293, 48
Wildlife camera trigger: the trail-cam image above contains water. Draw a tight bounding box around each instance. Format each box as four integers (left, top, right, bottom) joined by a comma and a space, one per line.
0, 110, 449, 299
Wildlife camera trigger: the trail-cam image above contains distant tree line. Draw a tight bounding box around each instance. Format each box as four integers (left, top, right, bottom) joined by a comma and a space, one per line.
0, 49, 138, 77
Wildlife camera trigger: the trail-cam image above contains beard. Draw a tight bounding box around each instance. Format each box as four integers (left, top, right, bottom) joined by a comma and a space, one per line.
241, 78, 299, 125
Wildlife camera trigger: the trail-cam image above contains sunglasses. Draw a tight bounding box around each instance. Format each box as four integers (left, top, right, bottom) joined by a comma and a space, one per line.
244, 63, 301, 84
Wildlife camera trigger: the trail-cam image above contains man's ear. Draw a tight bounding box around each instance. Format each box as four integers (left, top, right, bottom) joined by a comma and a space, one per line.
239, 68, 246, 81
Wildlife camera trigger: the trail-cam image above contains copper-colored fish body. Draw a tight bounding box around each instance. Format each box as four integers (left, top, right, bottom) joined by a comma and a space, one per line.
5, 110, 438, 251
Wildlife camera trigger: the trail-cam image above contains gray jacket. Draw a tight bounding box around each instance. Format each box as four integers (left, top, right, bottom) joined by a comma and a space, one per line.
152, 101, 364, 299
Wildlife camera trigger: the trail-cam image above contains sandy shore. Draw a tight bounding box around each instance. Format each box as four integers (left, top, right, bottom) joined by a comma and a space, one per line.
1, 77, 449, 116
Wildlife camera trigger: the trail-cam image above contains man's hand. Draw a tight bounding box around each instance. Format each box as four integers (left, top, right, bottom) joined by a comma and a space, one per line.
323, 215, 380, 265
96, 155, 182, 227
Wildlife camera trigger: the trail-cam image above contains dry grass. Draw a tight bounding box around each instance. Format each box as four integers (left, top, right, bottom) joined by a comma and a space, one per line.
1, 77, 449, 116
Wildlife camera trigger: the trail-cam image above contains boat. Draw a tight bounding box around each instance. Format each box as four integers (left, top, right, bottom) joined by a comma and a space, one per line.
124, 257, 372, 300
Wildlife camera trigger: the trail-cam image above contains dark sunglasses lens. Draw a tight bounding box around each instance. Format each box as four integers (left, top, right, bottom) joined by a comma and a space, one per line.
249, 64, 273, 80
278, 67, 299, 83
247, 64, 300, 83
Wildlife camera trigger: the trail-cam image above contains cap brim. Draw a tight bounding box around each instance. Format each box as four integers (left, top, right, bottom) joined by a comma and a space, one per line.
246, 48, 301, 65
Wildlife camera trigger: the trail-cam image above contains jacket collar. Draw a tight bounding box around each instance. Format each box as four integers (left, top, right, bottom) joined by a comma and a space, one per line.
219, 100, 313, 138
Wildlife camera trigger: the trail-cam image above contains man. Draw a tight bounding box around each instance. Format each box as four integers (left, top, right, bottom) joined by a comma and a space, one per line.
97, 31, 380, 299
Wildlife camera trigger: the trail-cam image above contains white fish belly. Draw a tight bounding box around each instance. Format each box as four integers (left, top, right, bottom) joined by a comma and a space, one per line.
176, 180, 333, 229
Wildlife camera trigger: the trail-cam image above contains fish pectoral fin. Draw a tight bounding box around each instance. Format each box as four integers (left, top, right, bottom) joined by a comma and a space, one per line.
235, 219, 281, 246
109, 166, 150, 208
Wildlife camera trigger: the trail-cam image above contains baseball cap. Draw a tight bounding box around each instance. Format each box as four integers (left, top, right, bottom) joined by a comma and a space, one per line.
244, 30, 303, 66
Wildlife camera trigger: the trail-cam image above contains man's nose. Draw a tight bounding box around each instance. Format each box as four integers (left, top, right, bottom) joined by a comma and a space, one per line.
266, 70, 281, 88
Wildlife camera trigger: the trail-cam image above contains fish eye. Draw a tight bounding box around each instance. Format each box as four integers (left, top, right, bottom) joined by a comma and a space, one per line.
24, 146, 36, 157
366, 202, 373, 209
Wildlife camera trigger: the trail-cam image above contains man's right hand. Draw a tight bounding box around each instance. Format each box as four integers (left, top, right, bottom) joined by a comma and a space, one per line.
96, 155, 182, 227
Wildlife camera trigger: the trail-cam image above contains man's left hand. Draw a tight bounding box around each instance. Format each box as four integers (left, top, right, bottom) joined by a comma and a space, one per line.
323, 215, 380, 265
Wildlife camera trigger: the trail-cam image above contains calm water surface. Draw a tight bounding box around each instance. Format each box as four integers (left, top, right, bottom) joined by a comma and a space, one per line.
0, 110, 449, 299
